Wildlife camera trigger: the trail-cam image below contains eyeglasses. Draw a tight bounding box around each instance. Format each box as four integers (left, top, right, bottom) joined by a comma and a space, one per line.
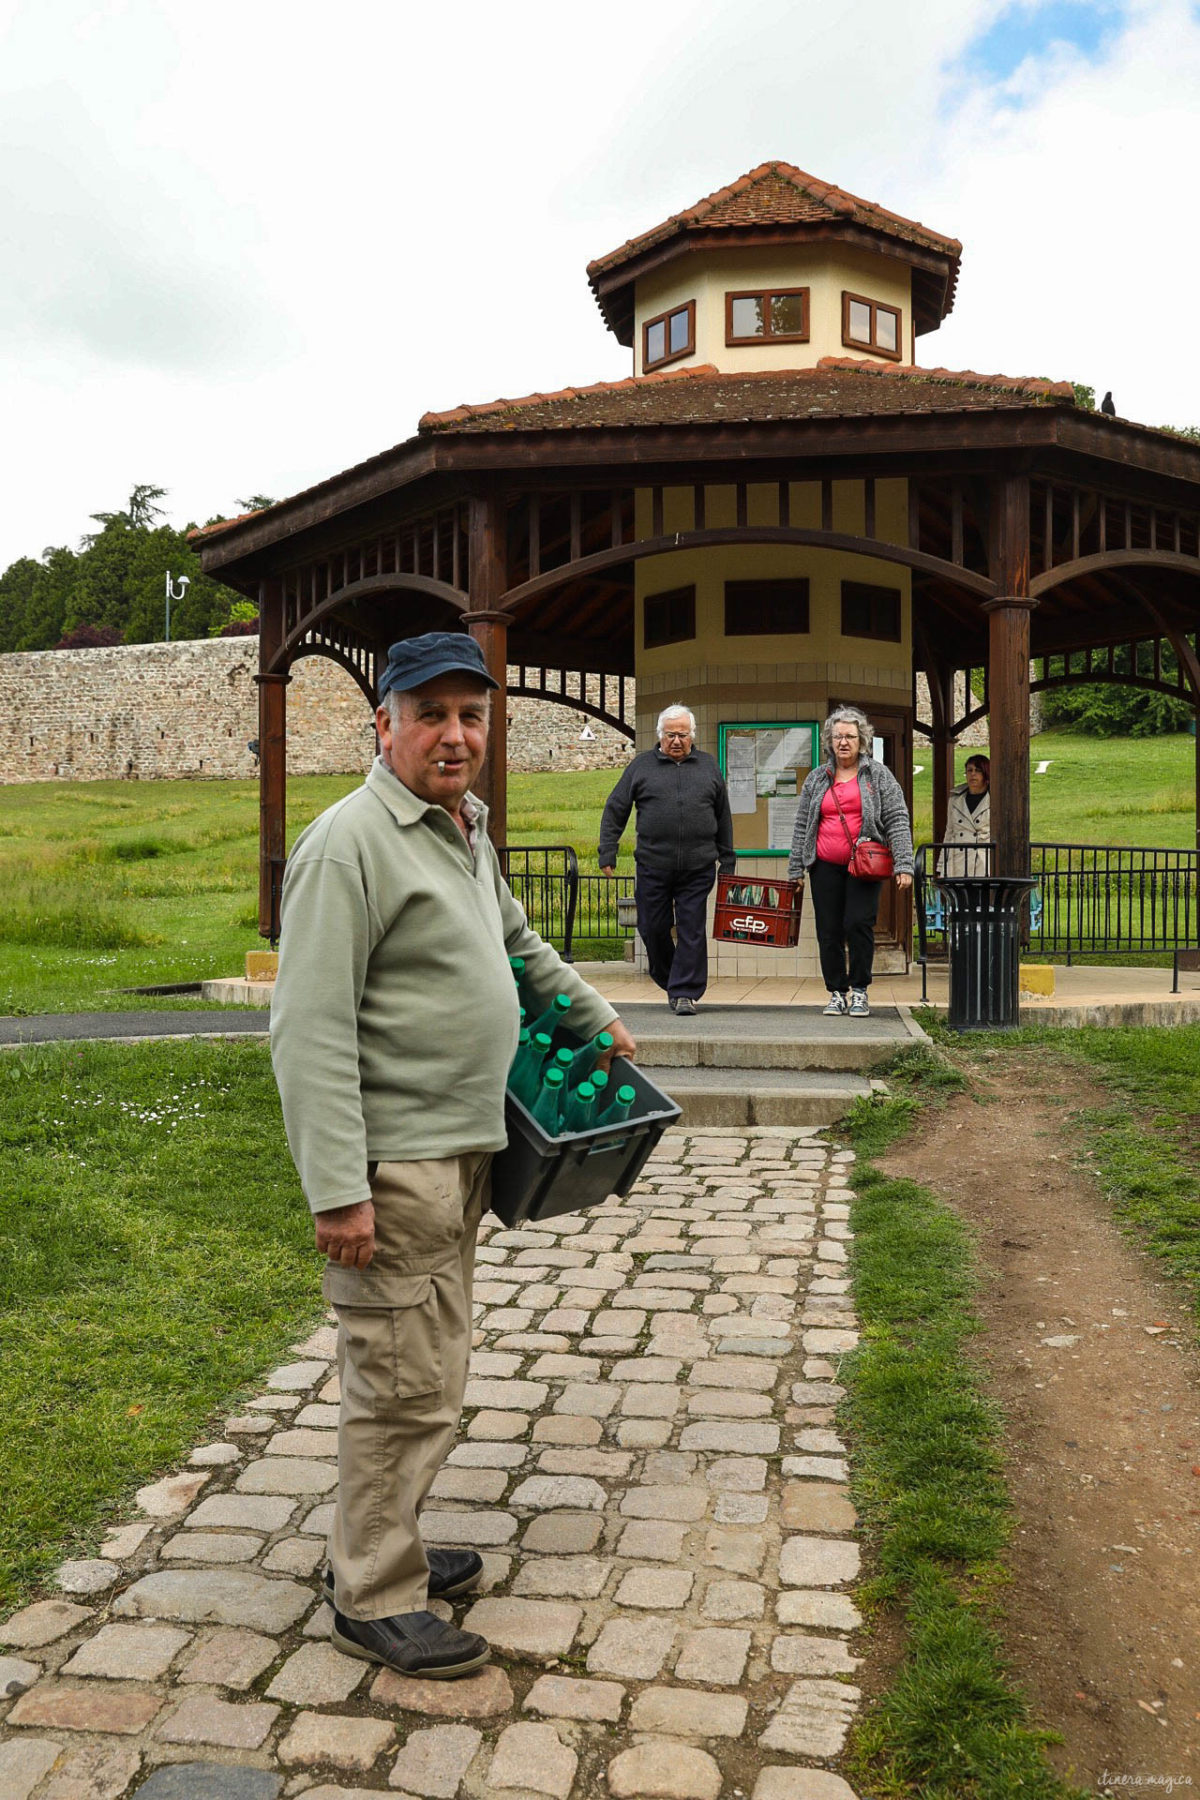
662, 731, 692, 741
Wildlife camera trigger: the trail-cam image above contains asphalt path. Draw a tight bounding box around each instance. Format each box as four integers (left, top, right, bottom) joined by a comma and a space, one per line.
0, 1010, 270, 1046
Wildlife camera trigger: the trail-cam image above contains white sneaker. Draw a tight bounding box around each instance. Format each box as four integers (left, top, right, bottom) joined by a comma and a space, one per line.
823, 992, 848, 1016
848, 989, 870, 1017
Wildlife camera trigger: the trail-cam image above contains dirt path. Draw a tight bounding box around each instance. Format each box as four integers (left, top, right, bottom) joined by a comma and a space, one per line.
878, 1051, 1200, 1794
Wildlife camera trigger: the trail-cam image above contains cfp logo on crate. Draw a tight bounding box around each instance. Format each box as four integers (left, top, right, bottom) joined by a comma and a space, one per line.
729, 913, 769, 934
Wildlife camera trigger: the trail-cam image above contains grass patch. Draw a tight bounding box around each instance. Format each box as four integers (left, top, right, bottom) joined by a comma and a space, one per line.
838, 1074, 1089, 1800
0, 1038, 319, 1614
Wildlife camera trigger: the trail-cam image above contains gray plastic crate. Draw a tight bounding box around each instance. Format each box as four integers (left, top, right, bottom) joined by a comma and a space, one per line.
490, 1054, 681, 1228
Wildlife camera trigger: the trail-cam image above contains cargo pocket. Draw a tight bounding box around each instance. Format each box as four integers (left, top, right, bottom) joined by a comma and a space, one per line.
335, 1274, 442, 1413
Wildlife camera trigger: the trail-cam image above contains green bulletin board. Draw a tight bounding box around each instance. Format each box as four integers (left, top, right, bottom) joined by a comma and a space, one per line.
718, 721, 819, 858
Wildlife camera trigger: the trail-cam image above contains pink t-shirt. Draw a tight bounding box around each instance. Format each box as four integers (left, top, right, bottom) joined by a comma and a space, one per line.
817, 777, 863, 866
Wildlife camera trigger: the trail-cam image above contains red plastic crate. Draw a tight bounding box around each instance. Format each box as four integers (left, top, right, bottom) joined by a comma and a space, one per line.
712, 874, 804, 947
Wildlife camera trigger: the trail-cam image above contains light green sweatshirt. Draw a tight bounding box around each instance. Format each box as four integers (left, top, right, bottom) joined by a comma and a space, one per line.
270, 759, 618, 1214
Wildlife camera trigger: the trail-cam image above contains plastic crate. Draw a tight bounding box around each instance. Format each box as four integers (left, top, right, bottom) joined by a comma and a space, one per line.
490, 1046, 681, 1228
712, 874, 804, 947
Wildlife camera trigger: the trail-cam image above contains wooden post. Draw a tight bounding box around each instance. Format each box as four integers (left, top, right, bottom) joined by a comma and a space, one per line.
255, 577, 289, 941
466, 492, 509, 844
985, 472, 1035, 878
926, 663, 956, 843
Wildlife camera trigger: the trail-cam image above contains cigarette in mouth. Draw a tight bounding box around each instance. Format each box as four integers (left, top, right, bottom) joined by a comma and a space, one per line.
437, 761, 447, 773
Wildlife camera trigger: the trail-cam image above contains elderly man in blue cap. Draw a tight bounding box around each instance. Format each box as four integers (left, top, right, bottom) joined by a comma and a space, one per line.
271, 632, 636, 1681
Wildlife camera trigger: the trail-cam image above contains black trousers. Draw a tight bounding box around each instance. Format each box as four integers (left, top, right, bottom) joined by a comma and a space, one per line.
635, 863, 716, 1000
808, 857, 882, 993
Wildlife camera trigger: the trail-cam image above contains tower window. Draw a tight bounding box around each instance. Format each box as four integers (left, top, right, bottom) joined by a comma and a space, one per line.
725, 579, 810, 636
644, 584, 696, 648
725, 288, 810, 345
841, 580, 902, 642
643, 301, 695, 371
842, 292, 902, 360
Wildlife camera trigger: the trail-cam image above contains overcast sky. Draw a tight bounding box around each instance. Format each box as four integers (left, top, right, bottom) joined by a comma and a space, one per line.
1, 0, 1197, 574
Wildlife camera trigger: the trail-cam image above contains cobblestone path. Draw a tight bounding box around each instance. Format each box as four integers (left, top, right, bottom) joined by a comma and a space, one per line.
0, 1127, 863, 1800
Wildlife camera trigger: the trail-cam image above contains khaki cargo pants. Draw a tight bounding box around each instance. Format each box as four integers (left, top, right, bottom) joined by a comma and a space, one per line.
322, 1151, 491, 1621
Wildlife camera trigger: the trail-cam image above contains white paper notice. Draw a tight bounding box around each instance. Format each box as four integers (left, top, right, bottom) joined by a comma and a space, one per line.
728, 774, 757, 815
767, 795, 801, 853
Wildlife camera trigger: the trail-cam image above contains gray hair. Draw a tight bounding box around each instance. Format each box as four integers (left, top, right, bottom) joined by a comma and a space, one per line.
821, 705, 874, 762
656, 704, 696, 739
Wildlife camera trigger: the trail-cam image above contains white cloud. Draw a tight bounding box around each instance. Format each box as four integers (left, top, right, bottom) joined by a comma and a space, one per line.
0, 0, 1197, 574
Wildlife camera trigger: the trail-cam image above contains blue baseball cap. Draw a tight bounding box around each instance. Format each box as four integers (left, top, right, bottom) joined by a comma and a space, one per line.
377, 632, 499, 701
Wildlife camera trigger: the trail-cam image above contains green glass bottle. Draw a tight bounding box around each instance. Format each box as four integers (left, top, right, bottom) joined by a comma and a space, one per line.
597, 1083, 637, 1127
568, 1029, 614, 1088
510, 1030, 552, 1105
563, 1081, 597, 1132
531, 1065, 566, 1135
590, 1068, 610, 1104
509, 956, 525, 984
525, 993, 572, 1044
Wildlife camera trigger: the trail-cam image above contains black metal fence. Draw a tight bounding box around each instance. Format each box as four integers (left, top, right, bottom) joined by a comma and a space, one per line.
498, 849, 637, 960
915, 840, 1199, 994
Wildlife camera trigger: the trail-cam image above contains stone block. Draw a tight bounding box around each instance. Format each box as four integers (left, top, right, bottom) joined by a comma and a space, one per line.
674, 1626, 751, 1684
679, 1421, 780, 1453
0, 1601, 93, 1648
757, 1678, 860, 1756
422, 1510, 517, 1546
753, 1770, 860, 1800
586, 1615, 675, 1679
777, 1537, 860, 1588
770, 1634, 860, 1676
387, 1723, 481, 1796
487, 1721, 577, 1798
615, 1520, 687, 1562
536, 1447, 631, 1478
522, 1674, 624, 1722
277, 1710, 394, 1770
613, 1567, 693, 1610
61, 1621, 190, 1680
177, 1627, 277, 1689
463, 1378, 548, 1410
370, 1663, 513, 1716
702, 1528, 766, 1575
156, 1692, 279, 1748
461, 1598, 581, 1659
0, 1740, 58, 1800
234, 1458, 337, 1495
531, 1414, 603, 1446
629, 1686, 748, 1738
136, 1471, 211, 1518
701, 1579, 764, 1620
262, 1534, 326, 1576
160, 1531, 263, 1564
113, 1569, 312, 1632
511, 1557, 609, 1599
136, 1763, 281, 1799
187, 1494, 296, 1532
466, 1410, 529, 1440
267, 1641, 367, 1703
780, 1482, 856, 1534
35, 1739, 142, 1800
521, 1513, 602, 1554
619, 1486, 707, 1522
776, 1591, 862, 1631
606, 1741, 722, 1799
7, 1680, 163, 1734
509, 1475, 605, 1511
53, 1559, 119, 1595
266, 1359, 328, 1390
0, 1654, 39, 1695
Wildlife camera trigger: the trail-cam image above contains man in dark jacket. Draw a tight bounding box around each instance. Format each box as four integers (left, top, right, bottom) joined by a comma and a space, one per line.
599, 706, 735, 1015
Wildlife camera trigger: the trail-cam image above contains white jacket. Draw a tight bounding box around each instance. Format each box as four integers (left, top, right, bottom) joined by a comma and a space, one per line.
938, 783, 991, 877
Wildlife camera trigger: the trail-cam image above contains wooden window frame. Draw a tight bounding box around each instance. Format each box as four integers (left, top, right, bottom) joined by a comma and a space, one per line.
642, 300, 696, 372
841, 580, 902, 643
841, 291, 903, 361
644, 583, 696, 649
724, 578, 810, 637
725, 287, 810, 347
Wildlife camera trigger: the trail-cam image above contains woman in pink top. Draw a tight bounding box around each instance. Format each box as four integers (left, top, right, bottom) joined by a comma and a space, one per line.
788, 706, 914, 1018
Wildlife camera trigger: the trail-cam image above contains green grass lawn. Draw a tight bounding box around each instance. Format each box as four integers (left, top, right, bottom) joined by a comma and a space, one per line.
0, 731, 1193, 1015
0, 1038, 317, 1613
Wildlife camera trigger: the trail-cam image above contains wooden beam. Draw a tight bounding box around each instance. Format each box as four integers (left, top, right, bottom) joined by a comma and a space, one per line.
985, 473, 1034, 878
467, 493, 509, 842
255, 576, 288, 942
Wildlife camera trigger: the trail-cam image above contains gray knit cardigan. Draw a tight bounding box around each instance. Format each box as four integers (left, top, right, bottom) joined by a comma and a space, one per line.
787, 757, 914, 877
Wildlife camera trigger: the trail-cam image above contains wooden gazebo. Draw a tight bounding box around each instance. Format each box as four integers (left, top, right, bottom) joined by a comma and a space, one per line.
195, 163, 1200, 945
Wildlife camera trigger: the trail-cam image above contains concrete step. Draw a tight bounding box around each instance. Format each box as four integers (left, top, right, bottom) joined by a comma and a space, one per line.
617, 1002, 922, 1073
639, 1063, 879, 1129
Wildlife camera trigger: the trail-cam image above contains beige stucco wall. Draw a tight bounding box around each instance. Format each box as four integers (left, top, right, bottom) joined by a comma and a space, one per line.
631, 476, 912, 977
633, 246, 915, 376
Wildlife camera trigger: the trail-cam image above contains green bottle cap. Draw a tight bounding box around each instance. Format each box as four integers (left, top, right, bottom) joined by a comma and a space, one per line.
616, 1085, 636, 1103
533, 1032, 553, 1053
592, 1069, 609, 1092
552, 994, 571, 1014
516, 1028, 530, 1047
595, 1030, 614, 1050
510, 957, 525, 975
544, 1067, 565, 1089
553, 1048, 574, 1070
576, 1082, 595, 1102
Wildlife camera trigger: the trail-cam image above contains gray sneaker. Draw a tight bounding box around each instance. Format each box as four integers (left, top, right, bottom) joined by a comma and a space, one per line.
848, 989, 870, 1017
673, 997, 698, 1016
823, 992, 848, 1016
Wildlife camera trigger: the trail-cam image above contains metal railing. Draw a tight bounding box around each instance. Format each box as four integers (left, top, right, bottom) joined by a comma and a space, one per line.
499, 846, 579, 961
914, 841, 1199, 996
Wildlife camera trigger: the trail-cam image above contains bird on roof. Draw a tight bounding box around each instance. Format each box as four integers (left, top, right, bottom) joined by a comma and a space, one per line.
1100, 391, 1116, 415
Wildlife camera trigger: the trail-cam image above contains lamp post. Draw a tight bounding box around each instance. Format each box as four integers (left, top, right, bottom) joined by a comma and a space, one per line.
164, 572, 190, 643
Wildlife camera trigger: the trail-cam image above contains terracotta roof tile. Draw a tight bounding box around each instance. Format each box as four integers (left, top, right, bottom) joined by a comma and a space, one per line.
188, 510, 259, 541
587, 160, 962, 279
418, 359, 1074, 437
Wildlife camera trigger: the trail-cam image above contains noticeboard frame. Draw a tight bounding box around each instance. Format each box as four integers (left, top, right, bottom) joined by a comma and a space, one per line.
717, 720, 820, 859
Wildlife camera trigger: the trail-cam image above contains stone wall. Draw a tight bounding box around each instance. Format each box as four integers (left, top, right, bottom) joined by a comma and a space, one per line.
0, 639, 633, 783
0, 639, 1027, 786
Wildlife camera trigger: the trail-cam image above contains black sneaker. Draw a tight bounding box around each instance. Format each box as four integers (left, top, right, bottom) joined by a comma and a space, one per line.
332, 1608, 490, 1679
323, 1548, 483, 1607
673, 997, 698, 1015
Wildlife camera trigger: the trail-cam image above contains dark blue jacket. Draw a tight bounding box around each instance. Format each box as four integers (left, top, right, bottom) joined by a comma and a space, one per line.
599, 747, 735, 875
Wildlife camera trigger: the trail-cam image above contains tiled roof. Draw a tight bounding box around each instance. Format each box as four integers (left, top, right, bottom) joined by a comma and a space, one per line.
188, 510, 260, 541
418, 359, 1074, 436
587, 160, 962, 279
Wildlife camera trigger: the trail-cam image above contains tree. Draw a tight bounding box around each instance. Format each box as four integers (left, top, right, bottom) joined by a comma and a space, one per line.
54, 622, 123, 649
19, 547, 79, 651
236, 495, 277, 513
210, 599, 260, 637
0, 557, 40, 654
1042, 642, 1194, 737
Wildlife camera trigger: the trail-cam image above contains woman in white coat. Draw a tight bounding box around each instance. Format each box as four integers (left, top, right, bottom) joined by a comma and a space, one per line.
939, 754, 991, 877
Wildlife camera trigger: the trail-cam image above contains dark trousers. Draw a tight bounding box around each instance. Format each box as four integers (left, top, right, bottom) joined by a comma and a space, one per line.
808, 858, 882, 993
635, 863, 716, 1000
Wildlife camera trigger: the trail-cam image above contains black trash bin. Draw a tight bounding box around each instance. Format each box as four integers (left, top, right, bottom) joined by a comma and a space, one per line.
935, 876, 1038, 1031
